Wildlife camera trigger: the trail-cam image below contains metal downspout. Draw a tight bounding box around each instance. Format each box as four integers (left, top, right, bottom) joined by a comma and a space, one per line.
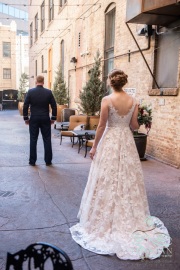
126, 22, 160, 89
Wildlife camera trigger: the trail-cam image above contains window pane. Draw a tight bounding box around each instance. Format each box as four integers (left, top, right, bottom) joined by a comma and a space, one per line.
41, 55, 44, 72
19, 10, 24, 19
3, 42, 11, 57
154, 28, 180, 88
3, 4, 8, 15
61, 40, 64, 77
3, 69, 11, 79
105, 8, 115, 50
15, 8, 19, 18
35, 13, 38, 40
104, 6, 115, 93
9, 6, 14, 17
30, 23, 33, 46
41, 1, 45, 32
24, 12, 28, 21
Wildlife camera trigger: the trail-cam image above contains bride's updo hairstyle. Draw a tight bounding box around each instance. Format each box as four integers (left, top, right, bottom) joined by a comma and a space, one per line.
108, 69, 128, 91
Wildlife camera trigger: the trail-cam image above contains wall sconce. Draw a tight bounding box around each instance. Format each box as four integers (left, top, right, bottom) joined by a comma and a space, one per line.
70, 57, 77, 71
31, 76, 34, 78
43, 70, 47, 73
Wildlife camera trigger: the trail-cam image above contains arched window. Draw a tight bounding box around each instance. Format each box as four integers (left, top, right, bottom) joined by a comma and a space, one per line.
104, 3, 116, 93
61, 40, 65, 77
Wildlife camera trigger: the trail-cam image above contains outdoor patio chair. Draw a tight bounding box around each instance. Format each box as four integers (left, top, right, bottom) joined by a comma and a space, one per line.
61, 108, 78, 122
84, 132, 95, 158
6, 242, 73, 270
60, 115, 88, 146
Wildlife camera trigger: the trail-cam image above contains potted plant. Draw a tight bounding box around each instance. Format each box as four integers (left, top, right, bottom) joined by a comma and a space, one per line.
79, 50, 105, 129
52, 64, 69, 122
17, 73, 29, 115
133, 103, 152, 160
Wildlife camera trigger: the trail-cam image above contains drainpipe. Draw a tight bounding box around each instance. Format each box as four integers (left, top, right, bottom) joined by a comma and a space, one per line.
126, 23, 160, 89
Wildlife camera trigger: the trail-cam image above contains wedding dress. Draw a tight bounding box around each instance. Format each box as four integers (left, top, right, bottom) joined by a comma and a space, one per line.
70, 97, 171, 260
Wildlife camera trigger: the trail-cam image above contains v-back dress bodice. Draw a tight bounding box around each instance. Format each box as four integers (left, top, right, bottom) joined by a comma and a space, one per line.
107, 96, 136, 129
70, 96, 171, 260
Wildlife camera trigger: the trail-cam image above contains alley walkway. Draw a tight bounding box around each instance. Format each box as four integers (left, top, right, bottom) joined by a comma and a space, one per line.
0, 110, 179, 270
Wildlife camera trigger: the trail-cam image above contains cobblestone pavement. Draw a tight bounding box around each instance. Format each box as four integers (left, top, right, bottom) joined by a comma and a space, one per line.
0, 110, 179, 270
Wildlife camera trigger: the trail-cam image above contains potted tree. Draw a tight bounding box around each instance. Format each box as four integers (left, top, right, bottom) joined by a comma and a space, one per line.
52, 64, 69, 122
18, 73, 29, 115
134, 103, 152, 160
79, 51, 105, 129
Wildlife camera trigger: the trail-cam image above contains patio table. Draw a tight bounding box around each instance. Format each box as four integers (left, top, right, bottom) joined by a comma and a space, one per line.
71, 130, 96, 153
54, 121, 69, 130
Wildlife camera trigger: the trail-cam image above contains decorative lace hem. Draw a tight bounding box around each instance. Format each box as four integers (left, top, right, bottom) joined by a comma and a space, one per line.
70, 216, 171, 260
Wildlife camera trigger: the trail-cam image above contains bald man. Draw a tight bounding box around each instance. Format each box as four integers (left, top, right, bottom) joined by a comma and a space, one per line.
23, 75, 57, 166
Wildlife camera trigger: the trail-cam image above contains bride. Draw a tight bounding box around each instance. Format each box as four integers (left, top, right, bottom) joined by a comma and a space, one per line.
70, 69, 171, 260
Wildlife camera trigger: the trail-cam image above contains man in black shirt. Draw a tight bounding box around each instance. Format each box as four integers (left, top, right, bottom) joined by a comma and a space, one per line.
23, 75, 57, 166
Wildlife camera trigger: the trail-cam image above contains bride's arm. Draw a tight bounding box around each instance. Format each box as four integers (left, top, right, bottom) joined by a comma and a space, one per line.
130, 104, 139, 131
89, 98, 109, 159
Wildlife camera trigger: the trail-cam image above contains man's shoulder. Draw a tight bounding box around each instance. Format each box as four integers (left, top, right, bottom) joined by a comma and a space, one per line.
29, 87, 51, 92
43, 87, 52, 92
28, 87, 37, 92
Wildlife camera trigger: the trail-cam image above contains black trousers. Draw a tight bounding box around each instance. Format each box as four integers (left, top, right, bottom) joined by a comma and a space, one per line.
29, 115, 52, 164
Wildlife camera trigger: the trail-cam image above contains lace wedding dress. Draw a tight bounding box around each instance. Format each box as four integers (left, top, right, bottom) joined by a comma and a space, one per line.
70, 97, 171, 260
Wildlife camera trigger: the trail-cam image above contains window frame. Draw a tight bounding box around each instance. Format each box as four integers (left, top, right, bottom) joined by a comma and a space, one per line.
61, 40, 65, 77
3, 68, 11, 79
49, 0, 54, 22
60, 0, 67, 7
35, 13, 38, 41
30, 22, 33, 47
41, 55, 44, 73
104, 5, 116, 93
3, 42, 11, 58
35, 60, 37, 77
41, 1, 45, 32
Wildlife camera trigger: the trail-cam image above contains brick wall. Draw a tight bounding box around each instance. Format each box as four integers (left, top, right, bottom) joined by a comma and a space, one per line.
29, 0, 180, 168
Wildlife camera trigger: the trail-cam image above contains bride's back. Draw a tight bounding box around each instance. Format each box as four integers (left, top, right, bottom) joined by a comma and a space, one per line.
109, 91, 134, 116
107, 69, 134, 116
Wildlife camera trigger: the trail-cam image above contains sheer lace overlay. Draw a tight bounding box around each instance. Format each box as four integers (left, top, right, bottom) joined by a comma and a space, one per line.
70, 97, 171, 260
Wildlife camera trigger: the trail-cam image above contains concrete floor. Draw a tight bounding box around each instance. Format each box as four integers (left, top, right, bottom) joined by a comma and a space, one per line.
0, 110, 179, 270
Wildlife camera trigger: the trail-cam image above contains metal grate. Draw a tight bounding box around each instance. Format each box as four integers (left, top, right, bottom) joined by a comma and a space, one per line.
0, 190, 15, 197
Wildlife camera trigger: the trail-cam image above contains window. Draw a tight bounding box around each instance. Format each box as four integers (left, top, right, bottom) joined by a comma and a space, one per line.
3, 42, 11, 57
41, 55, 44, 73
104, 4, 116, 93
49, 0, 54, 22
78, 32, 81, 47
153, 26, 180, 88
3, 68, 11, 79
60, 0, 67, 7
41, 1, 45, 32
35, 13, 38, 40
30, 22, 33, 46
0, 3, 28, 21
35, 60, 37, 76
61, 40, 64, 77
48, 48, 52, 89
